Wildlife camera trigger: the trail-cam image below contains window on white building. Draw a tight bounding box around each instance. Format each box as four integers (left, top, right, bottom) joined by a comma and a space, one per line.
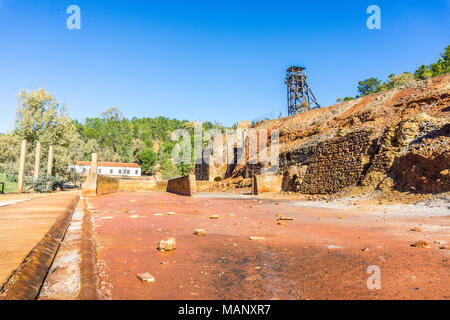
110, 169, 113, 174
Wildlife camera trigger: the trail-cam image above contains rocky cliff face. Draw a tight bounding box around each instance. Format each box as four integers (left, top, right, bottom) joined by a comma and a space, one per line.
229, 74, 450, 195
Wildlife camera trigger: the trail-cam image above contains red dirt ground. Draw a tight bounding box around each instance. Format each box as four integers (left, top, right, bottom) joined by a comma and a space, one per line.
87, 192, 449, 300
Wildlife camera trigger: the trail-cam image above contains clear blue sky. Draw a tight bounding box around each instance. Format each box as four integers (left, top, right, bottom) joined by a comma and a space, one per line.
0, 0, 448, 131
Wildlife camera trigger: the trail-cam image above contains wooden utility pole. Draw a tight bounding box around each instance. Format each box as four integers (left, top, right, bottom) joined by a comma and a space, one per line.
17, 140, 27, 193
47, 146, 54, 176
33, 142, 41, 182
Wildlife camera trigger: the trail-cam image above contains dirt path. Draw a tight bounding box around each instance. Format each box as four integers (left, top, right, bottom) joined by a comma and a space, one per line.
86, 192, 449, 300
0, 191, 80, 287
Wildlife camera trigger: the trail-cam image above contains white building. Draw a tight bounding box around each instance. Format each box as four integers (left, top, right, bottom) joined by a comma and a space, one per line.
69, 161, 142, 177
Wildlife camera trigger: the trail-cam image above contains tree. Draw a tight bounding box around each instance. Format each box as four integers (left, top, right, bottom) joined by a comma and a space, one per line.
14, 88, 80, 179
101, 107, 123, 122
138, 148, 157, 175
414, 65, 432, 80
385, 72, 415, 89
357, 78, 382, 96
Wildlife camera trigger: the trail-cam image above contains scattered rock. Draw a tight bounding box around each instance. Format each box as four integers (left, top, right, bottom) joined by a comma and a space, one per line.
244, 274, 263, 282
410, 227, 423, 232
338, 216, 346, 220
434, 240, 446, 245
209, 215, 219, 219
155, 228, 162, 232
154, 213, 163, 216
168, 212, 176, 216
411, 240, 430, 249
276, 221, 285, 226
130, 215, 139, 218
327, 245, 345, 249
249, 236, 265, 241
137, 273, 155, 283
158, 237, 176, 251
439, 245, 449, 250
275, 214, 283, 218
193, 229, 206, 236
362, 247, 370, 252
278, 217, 295, 221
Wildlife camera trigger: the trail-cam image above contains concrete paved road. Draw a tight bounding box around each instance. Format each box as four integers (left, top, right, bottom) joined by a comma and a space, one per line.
0, 191, 80, 287
86, 192, 449, 300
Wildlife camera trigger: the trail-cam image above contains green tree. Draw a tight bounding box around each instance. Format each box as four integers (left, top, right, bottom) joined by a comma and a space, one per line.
357, 78, 382, 96
414, 65, 433, 80
138, 148, 157, 175
14, 88, 80, 179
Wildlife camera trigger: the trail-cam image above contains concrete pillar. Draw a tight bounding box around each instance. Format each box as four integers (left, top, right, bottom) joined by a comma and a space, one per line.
47, 146, 54, 176
17, 140, 27, 193
33, 142, 41, 182
90, 152, 98, 174
82, 153, 98, 196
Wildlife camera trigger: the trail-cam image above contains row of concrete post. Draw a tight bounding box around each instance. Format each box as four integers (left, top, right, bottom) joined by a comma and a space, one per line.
17, 140, 54, 193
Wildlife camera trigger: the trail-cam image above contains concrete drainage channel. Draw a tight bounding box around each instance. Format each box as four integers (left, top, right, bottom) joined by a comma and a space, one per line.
38, 196, 99, 300
0, 196, 81, 300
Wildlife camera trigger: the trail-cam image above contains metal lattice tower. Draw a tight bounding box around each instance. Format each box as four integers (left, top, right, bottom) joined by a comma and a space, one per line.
285, 66, 320, 116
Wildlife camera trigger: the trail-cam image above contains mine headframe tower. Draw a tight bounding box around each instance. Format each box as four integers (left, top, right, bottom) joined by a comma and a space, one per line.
285, 66, 320, 116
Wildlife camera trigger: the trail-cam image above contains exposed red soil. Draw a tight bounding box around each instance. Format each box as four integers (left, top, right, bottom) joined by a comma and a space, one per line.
87, 192, 449, 300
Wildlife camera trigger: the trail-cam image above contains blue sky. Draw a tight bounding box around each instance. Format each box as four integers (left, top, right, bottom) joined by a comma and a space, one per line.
0, 0, 448, 131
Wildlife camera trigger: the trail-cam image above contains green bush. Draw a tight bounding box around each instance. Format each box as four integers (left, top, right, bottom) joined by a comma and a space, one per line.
33, 174, 63, 193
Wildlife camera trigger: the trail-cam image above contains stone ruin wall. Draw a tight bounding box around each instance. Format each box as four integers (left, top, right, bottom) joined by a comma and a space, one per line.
279, 129, 375, 194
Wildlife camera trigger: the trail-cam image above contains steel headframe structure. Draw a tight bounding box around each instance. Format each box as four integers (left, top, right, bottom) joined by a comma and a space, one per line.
285, 66, 320, 116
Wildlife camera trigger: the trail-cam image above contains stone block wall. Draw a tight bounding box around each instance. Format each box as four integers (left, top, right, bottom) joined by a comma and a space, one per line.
166, 174, 196, 196
97, 175, 120, 195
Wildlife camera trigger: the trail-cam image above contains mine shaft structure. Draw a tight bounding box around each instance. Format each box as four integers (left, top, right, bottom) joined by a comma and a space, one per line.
285, 66, 320, 116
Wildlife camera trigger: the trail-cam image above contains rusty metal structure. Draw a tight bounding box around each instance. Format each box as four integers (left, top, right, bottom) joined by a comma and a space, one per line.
285, 66, 320, 116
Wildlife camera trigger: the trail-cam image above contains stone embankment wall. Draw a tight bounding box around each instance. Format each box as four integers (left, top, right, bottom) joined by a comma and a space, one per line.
167, 174, 196, 196
253, 175, 283, 195
96, 175, 120, 195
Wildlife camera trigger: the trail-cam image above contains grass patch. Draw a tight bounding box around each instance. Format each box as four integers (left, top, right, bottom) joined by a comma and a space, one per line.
0, 173, 18, 193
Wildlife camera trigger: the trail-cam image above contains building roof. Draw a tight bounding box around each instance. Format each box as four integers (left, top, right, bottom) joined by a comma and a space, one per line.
75, 161, 141, 168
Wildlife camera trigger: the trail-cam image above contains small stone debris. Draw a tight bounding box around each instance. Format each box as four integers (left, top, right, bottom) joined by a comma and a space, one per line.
228, 214, 236, 217
249, 236, 265, 241
338, 216, 346, 220
411, 240, 430, 249
101, 216, 114, 219
410, 227, 423, 232
168, 212, 176, 216
275, 214, 283, 218
137, 273, 155, 283
130, 215, 139, 219
434, 240, 446, 245
193, 229, 206, 236
154, 213, 164, 216
209, 215, 219, 219
158, 237, 176, 251
155, 228, 162, 232
327, 245, 345, 249
130, 199, 137, 203
439, 245, 449, 250
244, 274, 262, 282
276, 221, 285, 226
278, 217, 295, 221
362, 247, 370, 252
274, 202, 280, 206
